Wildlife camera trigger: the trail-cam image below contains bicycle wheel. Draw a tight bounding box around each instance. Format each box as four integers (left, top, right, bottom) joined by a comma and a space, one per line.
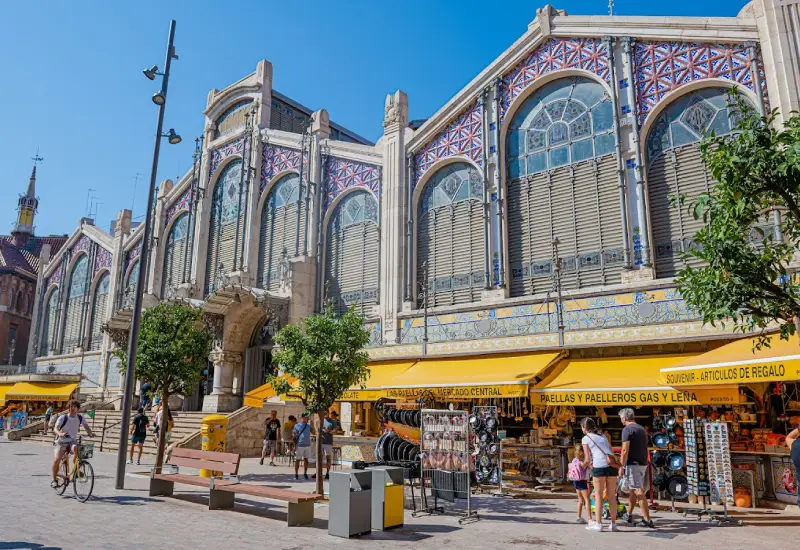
54, 460, 69, 496
72, 461, 94, 503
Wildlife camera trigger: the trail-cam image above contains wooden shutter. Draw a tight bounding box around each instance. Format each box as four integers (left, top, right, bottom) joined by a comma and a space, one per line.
88, 273, 110, 351
162, 213, 189, 295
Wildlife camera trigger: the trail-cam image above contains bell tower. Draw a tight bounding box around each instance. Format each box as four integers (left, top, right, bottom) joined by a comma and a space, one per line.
12, 154, 41, 246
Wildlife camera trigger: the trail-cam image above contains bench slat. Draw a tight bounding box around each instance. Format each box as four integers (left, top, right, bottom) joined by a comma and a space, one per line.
171, 447, 241, 465
215, 483, 322, 503
168, 455, 239, 474
153, 473, 238, 488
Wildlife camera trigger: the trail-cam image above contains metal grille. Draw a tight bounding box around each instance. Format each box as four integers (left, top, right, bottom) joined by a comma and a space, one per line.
161, 212, 189, 294
269, 99, 309, 134
417, 163, 486, 307
205, 160, 243, 296
257, 173, 305, 291
88, 273, 110, 351
61, 255, 89, 353
324, 191, 380, 315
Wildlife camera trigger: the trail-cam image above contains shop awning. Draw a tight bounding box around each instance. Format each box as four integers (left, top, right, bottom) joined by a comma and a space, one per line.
243, 375, 298, 408
341, 360, 418, 401
531, 354, 740, 406
660, 334, 800, 387
4, 382, 78, 402
383, 352, 564, 400
0, 383, 15, 406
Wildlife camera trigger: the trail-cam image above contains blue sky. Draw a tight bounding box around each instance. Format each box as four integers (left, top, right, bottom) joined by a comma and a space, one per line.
1, 0, 748, 237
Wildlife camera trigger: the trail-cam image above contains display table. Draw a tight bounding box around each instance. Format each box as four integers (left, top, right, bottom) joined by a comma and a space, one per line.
333, 436, 380, 464
501, 443, 568, 484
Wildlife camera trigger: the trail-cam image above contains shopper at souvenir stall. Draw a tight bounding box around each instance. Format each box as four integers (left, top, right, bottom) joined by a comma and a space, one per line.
619, 408, 654, 528
787, 425, 800, 506
581, 417, 620, 532
568, 443, 592, 525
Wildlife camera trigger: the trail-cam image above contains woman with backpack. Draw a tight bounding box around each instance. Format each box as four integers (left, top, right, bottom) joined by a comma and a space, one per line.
581, 417, 620, 532
568, 442, 592, 524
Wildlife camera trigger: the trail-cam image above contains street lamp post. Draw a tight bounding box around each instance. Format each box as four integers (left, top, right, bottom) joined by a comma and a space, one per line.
417, 261, 430, 356
552, 237, 565, 348
115, 19, 180, 490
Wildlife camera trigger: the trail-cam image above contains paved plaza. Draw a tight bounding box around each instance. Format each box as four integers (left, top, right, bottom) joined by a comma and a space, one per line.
1, 440, 799, 549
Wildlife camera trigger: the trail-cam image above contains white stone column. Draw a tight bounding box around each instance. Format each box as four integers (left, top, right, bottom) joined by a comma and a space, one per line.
108, 209, 131, 395
27, 243, 51, 363
203, 350, 242, 412
309, 110, 330, 312
191, 138, 214, 297
379, 91, 409, 344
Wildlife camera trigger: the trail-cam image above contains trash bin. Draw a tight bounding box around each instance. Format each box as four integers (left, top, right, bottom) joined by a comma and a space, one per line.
328, 470, 372, 538
200, 414, 229, 478
367, 466, 404, 530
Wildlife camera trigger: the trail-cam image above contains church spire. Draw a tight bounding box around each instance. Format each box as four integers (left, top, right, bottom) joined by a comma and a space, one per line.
12, 153, 42, 246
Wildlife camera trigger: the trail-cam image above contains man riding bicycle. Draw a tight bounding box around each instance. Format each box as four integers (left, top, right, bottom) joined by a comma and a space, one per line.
51, 399, 94, 488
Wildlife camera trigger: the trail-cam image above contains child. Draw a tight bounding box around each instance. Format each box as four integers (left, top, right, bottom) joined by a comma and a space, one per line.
568, 443, 592, 524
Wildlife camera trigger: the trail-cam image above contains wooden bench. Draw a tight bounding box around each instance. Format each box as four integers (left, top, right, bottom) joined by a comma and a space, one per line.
149, 448, 322, 526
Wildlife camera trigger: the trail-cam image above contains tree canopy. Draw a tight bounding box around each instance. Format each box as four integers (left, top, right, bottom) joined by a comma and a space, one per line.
675, 94, 800, 348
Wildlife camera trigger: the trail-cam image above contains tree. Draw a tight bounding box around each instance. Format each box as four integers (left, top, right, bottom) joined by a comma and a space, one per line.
114, 302, 212, 471
269, 307, 370, 496
675, 93, 800, 348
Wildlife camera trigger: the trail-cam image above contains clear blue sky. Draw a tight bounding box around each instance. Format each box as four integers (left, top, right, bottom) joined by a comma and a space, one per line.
1, 0, 748, 236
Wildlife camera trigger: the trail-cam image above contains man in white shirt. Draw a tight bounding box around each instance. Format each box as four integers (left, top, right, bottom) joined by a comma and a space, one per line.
51, 400, 94, 488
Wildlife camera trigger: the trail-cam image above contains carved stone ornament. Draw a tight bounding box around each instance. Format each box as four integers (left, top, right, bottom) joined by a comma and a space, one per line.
103, 325, 130, 349
203, 312, 225, 347
382, 91, 407, 130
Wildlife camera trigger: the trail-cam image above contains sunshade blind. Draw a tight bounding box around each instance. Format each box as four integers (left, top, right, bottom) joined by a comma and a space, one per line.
205, 160, 243, 296
257, 173, 305, 291
61, 255, 89, 353
88, 272, 110, 351
162, 212, 189, 295
40, 289, 59, 355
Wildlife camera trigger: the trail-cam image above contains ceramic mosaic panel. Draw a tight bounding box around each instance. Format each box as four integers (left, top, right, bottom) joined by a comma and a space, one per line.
210, 138, 245, 176
365, 321, 382, 348
124, 238, 142, 275
634, 41, 767, 125
165, 186, 191, 226
93, 246, 112, 274
106, 356, 122, 388
324, 156, 381, 209
499, 38, 611, 121
260, 144, 307, 194
72, 234, 90, 255
413, 101, 483, 184
399, 287, 698, 345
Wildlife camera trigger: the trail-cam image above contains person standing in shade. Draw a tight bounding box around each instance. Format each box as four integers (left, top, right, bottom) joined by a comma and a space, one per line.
619, 408, 654, 528
128, 407, 149, 465
283, 415, 297, 458
315, 410, 339, 480
293, 413, 312, 480
261, 410, 281, 466
43, 403, 53, 435
786, 424, 800, 508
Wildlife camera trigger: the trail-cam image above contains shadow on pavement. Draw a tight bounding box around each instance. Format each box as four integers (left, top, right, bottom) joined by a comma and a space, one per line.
89, 495, 163, 505
0, 544, 62, 550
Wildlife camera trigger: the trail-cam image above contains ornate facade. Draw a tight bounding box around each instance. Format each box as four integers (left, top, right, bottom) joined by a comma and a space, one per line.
29, 1, 800, 411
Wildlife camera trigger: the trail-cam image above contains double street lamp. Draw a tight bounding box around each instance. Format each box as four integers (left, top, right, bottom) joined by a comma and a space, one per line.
115, 19, 181, 490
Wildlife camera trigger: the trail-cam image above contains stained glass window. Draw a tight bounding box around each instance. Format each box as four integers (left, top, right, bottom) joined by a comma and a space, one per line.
507, 77, 615, 179
330, 191, 378, 233
421, 162, 484, 215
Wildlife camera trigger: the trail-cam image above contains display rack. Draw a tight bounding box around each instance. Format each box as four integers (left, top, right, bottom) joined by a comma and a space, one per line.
419, 408, 479, 523
471, 406, 501, 495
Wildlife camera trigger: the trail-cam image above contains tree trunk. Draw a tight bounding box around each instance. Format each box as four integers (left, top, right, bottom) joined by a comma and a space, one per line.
155, 386, 169, 473
316, 412, 324, 497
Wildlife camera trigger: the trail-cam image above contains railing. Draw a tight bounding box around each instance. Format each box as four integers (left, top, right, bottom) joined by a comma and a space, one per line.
0, 364, 38, 376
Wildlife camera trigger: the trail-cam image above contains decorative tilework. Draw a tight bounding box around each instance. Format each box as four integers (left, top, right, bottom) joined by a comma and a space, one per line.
93, 246, 112, 274
499, 38, 611, 121
365, 321, 382, 348
125, 239, 142, 274
324, 156, 381, 209
47, 266, 62, 288
399, 287, 698, 345
72, 234, 90, 255
165, 187, 191, 226
260, 144, 307, 194
634, 42, 766, 125
413, 101, 483, 184
210, 139, 244, 176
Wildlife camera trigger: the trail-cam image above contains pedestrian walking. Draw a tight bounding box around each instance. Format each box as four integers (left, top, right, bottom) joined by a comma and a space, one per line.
568, 442, 592, 524
283, 415, 297, 458
140, 382, 152, 410
154, 404, 173, 445
43, 402, 53, 434
581, 417, 620, 532
786, 424, 800, 507
619, 408, 654, 527
260, 410, 281, 466
315, 410, 339, 480
128, 407, 149, 465
293, 413, 312, 480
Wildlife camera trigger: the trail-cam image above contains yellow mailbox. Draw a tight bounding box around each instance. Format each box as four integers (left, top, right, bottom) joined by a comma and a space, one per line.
199, 414, 229, 478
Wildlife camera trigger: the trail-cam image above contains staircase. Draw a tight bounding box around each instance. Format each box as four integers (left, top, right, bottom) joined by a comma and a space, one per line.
21, 409, 208, 457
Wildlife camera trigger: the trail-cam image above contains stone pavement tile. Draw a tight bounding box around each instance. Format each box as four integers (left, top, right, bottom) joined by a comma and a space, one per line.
2, 441, 799, 549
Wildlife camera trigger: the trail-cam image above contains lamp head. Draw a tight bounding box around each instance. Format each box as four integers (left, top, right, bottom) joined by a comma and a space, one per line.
165, 129, 182, 144
152, 91, 166, 106
143, 65, 159, 80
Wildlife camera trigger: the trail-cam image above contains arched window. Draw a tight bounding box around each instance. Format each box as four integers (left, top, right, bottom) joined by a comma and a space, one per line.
15, 291, 23, 313
325, 191, 380, 315
506, 77, 624, 295
40, 288, 59, 355
205, 160, 243, 296
646, 87, 747, 278
256, 173, 304, 291
162, 212, 189, 295
417, 162, 486, 307
124, 259, 140, 306
88, 272, 110, 351
62, 255, 89, 352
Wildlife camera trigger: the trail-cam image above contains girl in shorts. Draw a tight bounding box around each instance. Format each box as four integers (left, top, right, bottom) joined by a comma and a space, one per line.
569, 443, 592, 524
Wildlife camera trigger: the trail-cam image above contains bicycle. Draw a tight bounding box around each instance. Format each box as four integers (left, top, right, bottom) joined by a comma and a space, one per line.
52, 436, 95, 503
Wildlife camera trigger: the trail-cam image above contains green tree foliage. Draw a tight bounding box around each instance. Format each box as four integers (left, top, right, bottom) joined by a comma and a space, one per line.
115, 302, 212, 470
676, 93, 800, 348
269, 307, 370, 495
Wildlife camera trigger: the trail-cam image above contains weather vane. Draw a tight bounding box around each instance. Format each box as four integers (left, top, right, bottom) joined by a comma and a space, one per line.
608, 0, 614, 16
31, 146, 44, 168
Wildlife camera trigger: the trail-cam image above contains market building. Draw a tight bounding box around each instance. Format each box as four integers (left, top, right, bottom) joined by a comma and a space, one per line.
18, 1, 800, 507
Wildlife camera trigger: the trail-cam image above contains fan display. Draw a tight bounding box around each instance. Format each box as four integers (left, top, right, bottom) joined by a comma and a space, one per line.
471, 406, 500, 488
684, 418, 709, 497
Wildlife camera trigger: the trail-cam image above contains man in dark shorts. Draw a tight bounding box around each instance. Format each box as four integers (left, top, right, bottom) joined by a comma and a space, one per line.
619, 408, 653, 527
786, 425, 800, 507
128, 407, 148, 465
261, 410, 281, 466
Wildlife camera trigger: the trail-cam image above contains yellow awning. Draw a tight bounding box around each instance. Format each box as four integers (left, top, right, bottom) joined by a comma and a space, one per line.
243, 375, 298, 408
4, 382, 78, 402
531, 354, 740, 406
660, 334, 800, 386
383, 352, 563, 400
341, 360, 418, 401
0, 383, 15, 406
